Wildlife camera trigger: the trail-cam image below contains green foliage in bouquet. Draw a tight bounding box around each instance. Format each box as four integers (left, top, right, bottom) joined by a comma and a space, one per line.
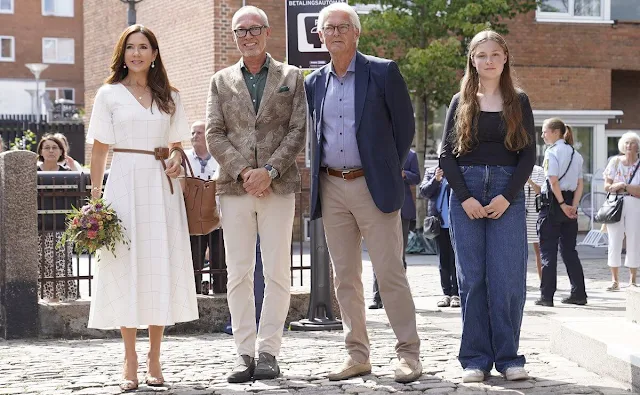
57, 198, 129, 259
10, 129, 37, 151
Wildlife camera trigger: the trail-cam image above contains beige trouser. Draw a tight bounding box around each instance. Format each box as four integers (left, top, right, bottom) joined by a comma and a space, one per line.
220, 193, 295, 357
320, 173, 421, 363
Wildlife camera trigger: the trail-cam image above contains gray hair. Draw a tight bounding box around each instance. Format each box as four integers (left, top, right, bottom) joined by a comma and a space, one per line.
618, 131, 640, 155
191, 120, 205, 131
232, 6, 269, 28
318, 3, 361, 33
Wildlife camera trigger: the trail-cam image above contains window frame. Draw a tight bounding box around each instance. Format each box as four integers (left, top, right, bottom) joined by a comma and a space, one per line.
42, 0, 74, 18
0, 0, 14, 14
42, 37, 75, 64
45, 87, 75, 102
536, 0, 613, 23
0, 35, 15, 62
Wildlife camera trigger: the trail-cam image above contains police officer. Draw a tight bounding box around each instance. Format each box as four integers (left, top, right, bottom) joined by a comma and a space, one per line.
535, 118, 587, 307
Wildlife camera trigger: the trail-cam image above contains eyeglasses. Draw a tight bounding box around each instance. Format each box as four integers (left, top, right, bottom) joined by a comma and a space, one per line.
42, 146, 60, 151
233, 25, 267, 38
322, 23, 351, 35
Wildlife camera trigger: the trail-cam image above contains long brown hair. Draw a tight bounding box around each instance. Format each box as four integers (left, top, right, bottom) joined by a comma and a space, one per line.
453, 30, 529, 156
543, 118, 574, 146
106, 24, 176, 115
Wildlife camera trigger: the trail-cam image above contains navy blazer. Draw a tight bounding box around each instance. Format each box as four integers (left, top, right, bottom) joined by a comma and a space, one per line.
401, 149, 420, 220
305, 52, 415, 220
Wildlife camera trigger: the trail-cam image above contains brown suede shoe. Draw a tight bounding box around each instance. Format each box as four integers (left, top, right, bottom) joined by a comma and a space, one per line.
394, 357, 422, 383
327, 356, 372, 381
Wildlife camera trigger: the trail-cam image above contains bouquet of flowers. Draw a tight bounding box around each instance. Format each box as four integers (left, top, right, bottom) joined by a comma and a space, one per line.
58, 198, 129, 259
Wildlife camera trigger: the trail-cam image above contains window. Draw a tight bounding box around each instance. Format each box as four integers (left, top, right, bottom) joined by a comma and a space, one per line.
42, 0, 74, 17
611, 0, 640, 22
42, 38, 74, 64
45, 87, 75, 102
537, 0, 612, 22
0, 0, 14, 14
0, 36, 15, 62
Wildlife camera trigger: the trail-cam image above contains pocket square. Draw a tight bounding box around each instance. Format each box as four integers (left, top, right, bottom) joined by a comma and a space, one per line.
278, 86, 290, 93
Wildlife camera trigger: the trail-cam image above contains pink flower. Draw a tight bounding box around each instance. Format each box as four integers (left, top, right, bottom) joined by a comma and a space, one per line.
87, 230, 98, 239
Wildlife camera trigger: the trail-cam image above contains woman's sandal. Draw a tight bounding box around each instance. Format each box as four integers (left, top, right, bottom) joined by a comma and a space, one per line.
145, 358, 165, 387
119, 378, 139, 392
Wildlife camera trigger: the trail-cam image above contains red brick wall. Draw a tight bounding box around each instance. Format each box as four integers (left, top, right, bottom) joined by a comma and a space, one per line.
507, 12, 640, 71
515, 67, 611, 110
0, 0, 83, 103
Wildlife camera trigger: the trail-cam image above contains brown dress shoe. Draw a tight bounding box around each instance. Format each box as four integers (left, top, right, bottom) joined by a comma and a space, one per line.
327, 356, 372, 381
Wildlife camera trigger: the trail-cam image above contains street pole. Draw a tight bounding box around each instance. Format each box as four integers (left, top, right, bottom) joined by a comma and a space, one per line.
119, 0, 144, 26
35, 76, 40, 120
25, 64, 48, 122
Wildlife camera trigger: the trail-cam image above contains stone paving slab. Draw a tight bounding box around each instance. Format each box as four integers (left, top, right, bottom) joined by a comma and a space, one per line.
0, 245, 637, 394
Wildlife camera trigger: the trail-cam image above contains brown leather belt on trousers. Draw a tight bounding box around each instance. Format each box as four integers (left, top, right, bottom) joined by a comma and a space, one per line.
112, 148, 175, 194
320, 167, 365, 180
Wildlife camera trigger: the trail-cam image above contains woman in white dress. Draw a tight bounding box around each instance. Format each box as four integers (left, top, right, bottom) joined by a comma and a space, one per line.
525, 165, 545, 279
86, 24, 198, 391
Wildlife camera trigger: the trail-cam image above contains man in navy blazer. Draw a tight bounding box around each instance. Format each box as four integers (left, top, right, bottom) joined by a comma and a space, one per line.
304, 3, 421, 384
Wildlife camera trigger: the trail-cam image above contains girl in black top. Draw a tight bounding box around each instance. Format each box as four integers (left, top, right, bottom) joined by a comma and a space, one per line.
439, 30, 535, 383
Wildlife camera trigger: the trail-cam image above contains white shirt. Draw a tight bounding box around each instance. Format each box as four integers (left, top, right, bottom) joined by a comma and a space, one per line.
185, 148, 218, 180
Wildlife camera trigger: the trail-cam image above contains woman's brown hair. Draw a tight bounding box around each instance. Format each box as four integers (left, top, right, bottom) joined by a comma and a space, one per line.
105, 24, 177, 115
37, 134, 66, 163
453, 30, 530, 156
543, 118, 574, 146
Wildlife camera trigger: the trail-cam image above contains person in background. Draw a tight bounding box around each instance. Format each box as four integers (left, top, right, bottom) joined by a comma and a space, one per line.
369, 149, 420, 309
420, 165, 459, 308
525, 165, 545, 279
36, 134, 79, 302
535, 118, 587, 307
603, 131, 640, 290
185, 120, 221, 294
53, 132, 83, 171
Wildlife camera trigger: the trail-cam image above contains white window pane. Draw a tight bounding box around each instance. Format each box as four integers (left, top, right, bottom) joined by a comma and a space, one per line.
58, 0, 73, 17
1, 38, 12, 58
575, 0, 601, 16
43, 0, 55, 14
43, 39, 56, 62
540, 0, 569, 12
58, 39, 74, 62
0, 0, 12, 11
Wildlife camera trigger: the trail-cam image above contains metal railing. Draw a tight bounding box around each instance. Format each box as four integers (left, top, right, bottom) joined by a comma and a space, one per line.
36, 172, 311, 301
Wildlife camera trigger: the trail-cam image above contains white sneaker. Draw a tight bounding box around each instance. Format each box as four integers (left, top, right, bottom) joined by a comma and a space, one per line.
504, 366, 529, 381
462, 368, 486, 383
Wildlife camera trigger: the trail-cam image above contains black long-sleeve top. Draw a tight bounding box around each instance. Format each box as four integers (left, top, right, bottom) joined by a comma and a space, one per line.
439, 92, 536, 203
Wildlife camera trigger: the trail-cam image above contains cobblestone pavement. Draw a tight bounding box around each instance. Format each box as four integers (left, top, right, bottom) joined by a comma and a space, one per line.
0, 244, 637, 394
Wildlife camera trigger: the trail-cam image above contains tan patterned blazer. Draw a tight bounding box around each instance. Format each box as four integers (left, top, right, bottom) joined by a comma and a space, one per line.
205, 57, 307, 195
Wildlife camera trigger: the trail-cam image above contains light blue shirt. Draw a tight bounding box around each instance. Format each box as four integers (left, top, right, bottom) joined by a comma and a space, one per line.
541, 139, 584, 193
321, 55, 361, 169
436, 179, 451, 229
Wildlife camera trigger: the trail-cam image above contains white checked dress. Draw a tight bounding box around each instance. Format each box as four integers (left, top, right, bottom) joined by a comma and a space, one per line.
86, 83, 198, 329
525, 165, 545, 244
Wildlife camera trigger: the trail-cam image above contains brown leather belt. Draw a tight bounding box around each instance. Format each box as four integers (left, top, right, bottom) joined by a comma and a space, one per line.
113, 148, 175, 194
320, 167, 365, 180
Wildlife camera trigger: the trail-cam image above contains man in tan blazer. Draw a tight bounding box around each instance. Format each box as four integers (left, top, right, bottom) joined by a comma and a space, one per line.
205, 5, 306, 384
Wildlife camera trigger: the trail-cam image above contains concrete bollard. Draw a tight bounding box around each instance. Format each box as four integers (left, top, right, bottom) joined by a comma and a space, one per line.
0, 150, 39, 339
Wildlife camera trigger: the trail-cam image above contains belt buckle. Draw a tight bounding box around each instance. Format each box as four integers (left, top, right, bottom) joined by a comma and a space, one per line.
154, 147, 169, 160
341, 170, 351, 180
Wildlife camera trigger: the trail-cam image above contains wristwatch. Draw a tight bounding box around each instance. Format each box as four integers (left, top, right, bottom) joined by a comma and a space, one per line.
264, 164, 279, 179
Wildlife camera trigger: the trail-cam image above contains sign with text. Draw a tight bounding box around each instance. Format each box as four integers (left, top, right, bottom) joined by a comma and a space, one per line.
285, 0, 348, 69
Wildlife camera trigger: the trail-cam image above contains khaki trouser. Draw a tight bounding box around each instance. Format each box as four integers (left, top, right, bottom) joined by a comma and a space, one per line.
220, 193, 295, 357
320, 173, 421, 363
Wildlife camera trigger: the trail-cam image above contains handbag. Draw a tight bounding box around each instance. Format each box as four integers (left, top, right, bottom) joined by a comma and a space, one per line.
170, 147, 220, 235
595, 159, 639, 224
423, 185, 448, 240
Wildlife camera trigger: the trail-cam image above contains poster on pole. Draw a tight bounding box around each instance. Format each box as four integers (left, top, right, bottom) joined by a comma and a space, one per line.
285, 0, 348, 70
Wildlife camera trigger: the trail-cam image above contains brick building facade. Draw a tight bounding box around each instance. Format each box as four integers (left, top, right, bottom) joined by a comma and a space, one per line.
0, 0, 83, 116
506, 6, 640, 177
